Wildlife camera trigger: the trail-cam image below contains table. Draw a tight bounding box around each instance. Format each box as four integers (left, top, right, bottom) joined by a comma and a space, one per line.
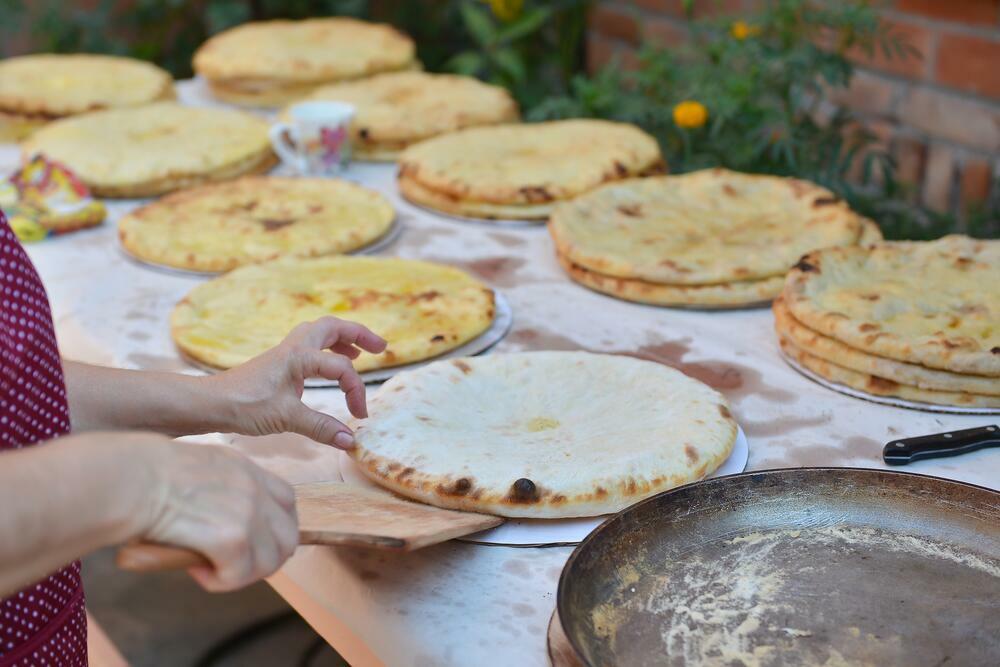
6, 80, 998, 667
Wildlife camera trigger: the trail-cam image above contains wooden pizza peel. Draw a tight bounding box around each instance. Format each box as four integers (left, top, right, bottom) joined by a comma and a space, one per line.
116, 482, 503, 572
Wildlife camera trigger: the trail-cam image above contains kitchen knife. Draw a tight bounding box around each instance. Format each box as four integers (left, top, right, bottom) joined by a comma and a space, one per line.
883, 424, 1000, 465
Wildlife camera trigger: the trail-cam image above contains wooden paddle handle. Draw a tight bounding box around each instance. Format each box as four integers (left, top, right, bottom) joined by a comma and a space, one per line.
116, 543, 210, 572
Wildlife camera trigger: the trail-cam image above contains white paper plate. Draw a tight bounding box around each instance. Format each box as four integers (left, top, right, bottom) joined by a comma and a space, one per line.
119, 217, 403, 278
782, 351, 1000, 416
338, 426, 750, 547
182, 289, 512, 387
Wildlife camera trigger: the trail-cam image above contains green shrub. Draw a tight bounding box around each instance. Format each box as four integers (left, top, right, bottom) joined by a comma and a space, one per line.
529, 1, 997, 239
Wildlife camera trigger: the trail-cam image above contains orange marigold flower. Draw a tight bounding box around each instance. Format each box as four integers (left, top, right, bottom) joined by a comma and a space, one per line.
730, 20, 760, 40
673, 100, 708, 129
488, 0, 524, 22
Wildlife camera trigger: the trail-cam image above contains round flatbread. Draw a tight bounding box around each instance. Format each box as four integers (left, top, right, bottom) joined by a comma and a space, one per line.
351, 351, 738, 518
858, 217, 884, 245
557, 252, 783, 308
549, 170, 864, 285
779, 336, 1000, 409
0, 54, 173, 119
0, 110, 47, 141
774, 297, 999, 396
398, 173, 556, 221
22, 102, 276, 198
171, 256, 495, 372
119, 177, 394, 272
298, 71, 519, 161
783, 236, 1000, 377
398, 120, 663, 218
194, 18, 417, 107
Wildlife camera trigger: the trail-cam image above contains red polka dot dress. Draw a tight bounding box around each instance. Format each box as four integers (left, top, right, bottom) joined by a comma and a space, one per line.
0, 210, 87, 665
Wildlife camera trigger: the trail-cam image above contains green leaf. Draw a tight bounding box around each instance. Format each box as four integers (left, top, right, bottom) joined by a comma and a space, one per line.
460, 1, 496, 46
492, 47, 527, 82
496, 6, 552, 43
445, 51, 486, 76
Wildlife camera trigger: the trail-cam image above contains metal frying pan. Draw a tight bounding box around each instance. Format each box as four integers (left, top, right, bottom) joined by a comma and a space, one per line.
556, 468, 1000, 667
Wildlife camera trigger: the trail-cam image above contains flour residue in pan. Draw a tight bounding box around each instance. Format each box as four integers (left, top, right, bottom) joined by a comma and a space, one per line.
599, 524, 999, 667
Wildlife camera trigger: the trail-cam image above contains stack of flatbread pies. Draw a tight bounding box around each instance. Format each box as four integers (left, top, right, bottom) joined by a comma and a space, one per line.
549, 169, 883, 308
292, 71, 519, 161
193, 18, 418, 107
171, 256, 496, 373
776, 235, 999, 408
0, 54, 173, 140
398, 119, 664, 221
119, 177, 394, 272
350, 352, 738, 517
22, 102, 275, 198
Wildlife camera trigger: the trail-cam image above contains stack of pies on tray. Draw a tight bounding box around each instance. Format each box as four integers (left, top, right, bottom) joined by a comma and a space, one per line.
350, 351, 738, 518
549, 169, 882, 308
21, 102, 275, 198
294, 71, 519, 162
0, 54, 173, 141
776, 235, 999, 409
119, 177, 394, 273
193, 18, 418, 107
171, 256, 495, 372
397, 120, 663, 221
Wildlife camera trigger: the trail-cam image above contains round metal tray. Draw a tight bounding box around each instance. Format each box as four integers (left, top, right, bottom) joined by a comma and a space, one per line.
781, 349, 1000, 415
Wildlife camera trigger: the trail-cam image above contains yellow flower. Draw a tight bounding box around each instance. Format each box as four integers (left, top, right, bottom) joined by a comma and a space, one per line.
673, 100, 708, 129
488, 0, 524, 22
730, 20, 760, 41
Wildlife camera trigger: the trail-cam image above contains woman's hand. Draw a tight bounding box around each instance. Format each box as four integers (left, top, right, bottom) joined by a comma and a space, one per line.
0, 431, 298, 595
208, 317, 386, 449
134, 434, 298, 592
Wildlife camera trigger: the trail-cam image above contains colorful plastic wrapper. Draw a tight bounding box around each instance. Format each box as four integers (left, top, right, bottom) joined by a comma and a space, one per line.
3, 155, 106, 242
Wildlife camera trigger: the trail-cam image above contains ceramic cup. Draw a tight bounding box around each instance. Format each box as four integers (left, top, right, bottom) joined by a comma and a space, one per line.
269, 101, 355, 176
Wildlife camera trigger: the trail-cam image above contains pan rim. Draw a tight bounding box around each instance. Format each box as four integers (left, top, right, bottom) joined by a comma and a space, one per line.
555, 466, 1000, 666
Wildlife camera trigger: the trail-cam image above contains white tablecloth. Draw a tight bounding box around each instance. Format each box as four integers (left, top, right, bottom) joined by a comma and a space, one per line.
5, 80, 997, 667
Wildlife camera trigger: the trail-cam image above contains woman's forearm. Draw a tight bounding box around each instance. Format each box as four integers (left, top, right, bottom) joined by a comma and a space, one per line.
64, 361, 233, 436
0, 433, 150, 596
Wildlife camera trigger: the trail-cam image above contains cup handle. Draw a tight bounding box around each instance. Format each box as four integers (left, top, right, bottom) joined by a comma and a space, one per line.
269, 122, 307, 173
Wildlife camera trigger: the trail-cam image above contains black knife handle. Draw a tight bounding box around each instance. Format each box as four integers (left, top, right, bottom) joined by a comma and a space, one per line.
883, 425, 1000, 465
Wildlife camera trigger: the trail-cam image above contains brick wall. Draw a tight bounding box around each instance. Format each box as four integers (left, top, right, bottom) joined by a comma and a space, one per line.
589, 0, 1000, 218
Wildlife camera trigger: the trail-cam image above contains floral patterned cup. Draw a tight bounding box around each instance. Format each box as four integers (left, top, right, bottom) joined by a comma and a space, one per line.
269, 101, 355, 176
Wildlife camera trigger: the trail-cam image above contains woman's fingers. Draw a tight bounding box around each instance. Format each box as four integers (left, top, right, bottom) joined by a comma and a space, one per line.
301, 350, 368, 419
252, 464, 296, 512
293, 317, 387, 355
329, 342, 361, 359
187, 477, 297, 591
288, 403, 354, 448
142, 442, 300, 593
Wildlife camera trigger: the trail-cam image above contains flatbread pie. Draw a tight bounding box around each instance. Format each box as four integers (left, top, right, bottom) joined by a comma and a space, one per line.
779, 337, 1000, 409
774, 297, 999, 396
351, 351, 738, 518
171, 256, 495, 372
557, 253, 784, 308
783, 236, 999, 377
0, 54, 173, 140
397, 120, 664, 220
550, 170, 865, 285
193, 18, 417, 107
549, 170, 881, 307
295, 71, 519, 161
119, 177, 394, 272
22, 102, 275, 198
